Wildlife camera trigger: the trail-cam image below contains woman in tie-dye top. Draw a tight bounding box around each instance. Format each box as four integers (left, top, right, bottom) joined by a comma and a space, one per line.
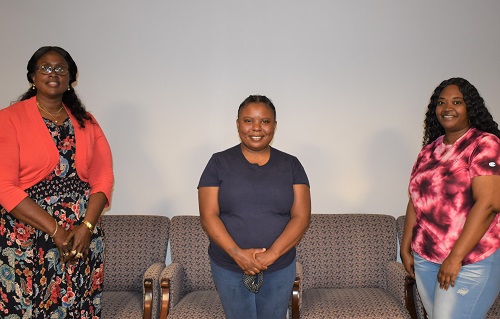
401, 78, 500, 319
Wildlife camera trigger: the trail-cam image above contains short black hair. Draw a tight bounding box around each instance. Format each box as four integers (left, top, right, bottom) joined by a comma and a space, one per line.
238, 95, 276, 120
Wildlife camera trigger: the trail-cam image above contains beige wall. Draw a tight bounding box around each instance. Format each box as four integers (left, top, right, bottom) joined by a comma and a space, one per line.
1, 1, 499, 220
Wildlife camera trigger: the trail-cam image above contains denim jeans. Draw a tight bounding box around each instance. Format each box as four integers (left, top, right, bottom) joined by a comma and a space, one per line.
210, 258, 296, 319
414, 249, 500, 319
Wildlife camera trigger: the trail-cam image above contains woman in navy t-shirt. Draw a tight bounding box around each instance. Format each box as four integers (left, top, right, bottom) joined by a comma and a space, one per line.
198, 95, 311, 319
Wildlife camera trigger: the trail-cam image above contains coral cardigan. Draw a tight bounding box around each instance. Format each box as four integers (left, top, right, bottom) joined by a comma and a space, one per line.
0, 96, 114, 212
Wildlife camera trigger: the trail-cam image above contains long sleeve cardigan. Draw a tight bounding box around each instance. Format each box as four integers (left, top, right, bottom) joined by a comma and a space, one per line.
0, 96, 114, 212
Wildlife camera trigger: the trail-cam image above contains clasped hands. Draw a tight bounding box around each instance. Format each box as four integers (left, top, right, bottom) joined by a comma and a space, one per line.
52, 223, 92, 266
234, 247, 278, 276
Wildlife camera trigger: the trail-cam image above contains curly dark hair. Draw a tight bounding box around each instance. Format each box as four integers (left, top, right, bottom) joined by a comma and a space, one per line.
238, 95, 277, 120
17, 46, 91, 128
422, 77, 500, 146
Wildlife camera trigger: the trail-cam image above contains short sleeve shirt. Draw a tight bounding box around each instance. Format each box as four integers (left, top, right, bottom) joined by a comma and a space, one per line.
409, 128, 500, 265
198, 145, 310, 272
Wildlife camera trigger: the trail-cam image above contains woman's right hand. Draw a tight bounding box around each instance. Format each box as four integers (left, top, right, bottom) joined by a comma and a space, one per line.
401, 250, 415, 278
401, 199, 417, 279
199, 187, 268, 275
232, 247, 267, 275
52, 227, 74, 264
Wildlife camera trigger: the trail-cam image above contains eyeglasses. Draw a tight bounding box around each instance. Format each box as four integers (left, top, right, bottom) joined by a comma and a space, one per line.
37, 64, 69, 76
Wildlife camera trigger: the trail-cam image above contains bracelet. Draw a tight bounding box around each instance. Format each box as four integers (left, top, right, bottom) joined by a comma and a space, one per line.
82, 220, 94, 234
50, 219, 58, 238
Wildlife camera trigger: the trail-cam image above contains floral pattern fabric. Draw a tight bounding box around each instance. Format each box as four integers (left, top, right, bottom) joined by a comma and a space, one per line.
0, 117, 104, 318
409, 128, 500, 265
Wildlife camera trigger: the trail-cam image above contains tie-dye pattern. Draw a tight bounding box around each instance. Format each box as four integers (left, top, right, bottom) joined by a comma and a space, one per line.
409, 128, 500, 265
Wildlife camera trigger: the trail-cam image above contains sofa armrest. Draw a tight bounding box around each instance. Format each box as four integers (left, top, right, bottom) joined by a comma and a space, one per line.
159, 262, 184, 319
385, 261, 407, 307
143, 262, 166, 319
385, 261, 420, 319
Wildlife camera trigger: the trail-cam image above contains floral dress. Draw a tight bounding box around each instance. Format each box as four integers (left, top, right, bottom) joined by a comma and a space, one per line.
0, 117, 104, 319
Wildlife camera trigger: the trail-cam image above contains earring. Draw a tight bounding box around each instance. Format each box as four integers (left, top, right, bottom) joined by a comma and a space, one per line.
32, 84, 36, 90
67, 86, 71, 91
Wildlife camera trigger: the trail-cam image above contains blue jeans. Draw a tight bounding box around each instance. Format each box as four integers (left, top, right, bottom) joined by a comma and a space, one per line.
414, 249, 500, 319
210, 258, 296, 319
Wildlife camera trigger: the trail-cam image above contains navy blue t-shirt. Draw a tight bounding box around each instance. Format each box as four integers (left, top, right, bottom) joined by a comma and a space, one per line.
198, 145, 310, 273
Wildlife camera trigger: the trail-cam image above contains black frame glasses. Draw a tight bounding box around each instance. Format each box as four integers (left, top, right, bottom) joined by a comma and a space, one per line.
37, 64, 69, 76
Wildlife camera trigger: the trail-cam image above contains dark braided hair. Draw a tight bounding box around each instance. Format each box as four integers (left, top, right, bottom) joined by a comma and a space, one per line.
423, 77, 500, 146
18, 46, 91, 128
238, 95, 276, 120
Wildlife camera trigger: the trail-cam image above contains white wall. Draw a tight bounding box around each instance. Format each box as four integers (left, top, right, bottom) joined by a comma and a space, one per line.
2, 1, 500, 220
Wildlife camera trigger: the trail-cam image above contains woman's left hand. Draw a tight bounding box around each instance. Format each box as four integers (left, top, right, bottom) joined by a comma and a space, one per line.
63, 224, 92, 263
437, 175, 500, 290
255, 249, 279, 268
437, 255, 462, 290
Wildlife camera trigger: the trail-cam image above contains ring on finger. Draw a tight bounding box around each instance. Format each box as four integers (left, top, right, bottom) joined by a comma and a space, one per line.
71, 250, 77, 255
75, 252, 83, 258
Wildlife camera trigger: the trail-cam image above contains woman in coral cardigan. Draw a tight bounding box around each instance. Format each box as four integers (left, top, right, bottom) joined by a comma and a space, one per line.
0, 46, 114, 318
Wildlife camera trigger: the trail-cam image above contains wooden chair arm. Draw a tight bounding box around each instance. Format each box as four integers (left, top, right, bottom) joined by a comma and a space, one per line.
404, 275, 418, 319
159, 278, 170, 319
144, 278, 153, 319
292, 276, 300, 319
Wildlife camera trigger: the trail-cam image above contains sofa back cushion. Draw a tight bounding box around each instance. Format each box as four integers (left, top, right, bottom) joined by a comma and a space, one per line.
103, 214, 170, 291
296, 214, 397, 291
170, 215, 217, 292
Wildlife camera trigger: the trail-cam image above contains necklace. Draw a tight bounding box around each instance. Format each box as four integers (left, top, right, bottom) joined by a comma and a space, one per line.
37, 101, 64, 123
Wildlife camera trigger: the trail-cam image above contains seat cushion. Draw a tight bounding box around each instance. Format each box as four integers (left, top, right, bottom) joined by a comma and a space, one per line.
102, 291, 142, 319
168, 290, 225, 319
300, 288, 411, 319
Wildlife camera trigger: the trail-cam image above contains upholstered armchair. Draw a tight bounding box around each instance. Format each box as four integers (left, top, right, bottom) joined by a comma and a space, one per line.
101, 215, 170, 319
396, 215, 500, 319
292, 214, 411, 319
159, 215, 225, 319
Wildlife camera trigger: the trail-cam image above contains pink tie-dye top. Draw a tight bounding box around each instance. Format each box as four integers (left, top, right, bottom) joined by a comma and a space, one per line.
409, 128, 500, 265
